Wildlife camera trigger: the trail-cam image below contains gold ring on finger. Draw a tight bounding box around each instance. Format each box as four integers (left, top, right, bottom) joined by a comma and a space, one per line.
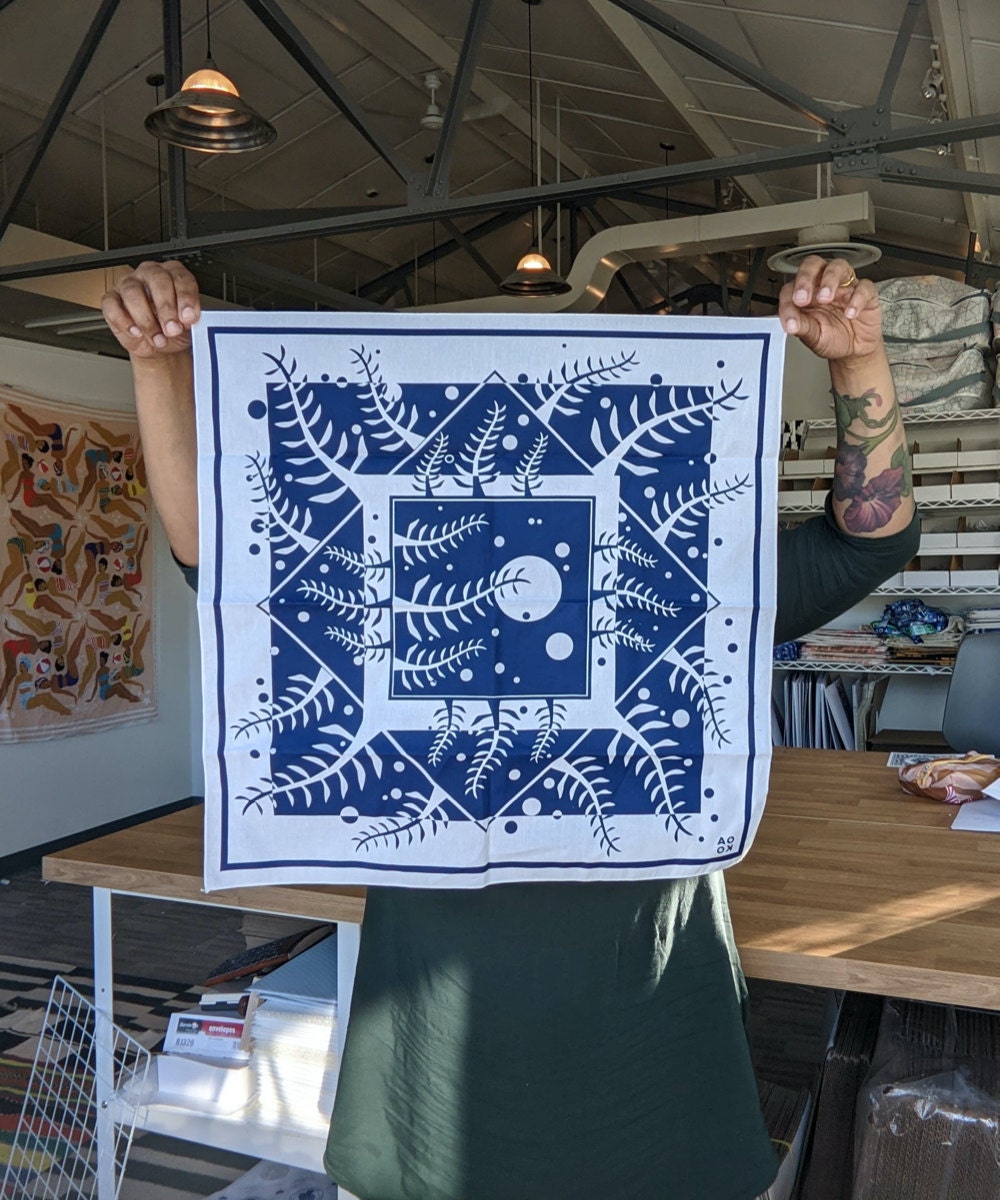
838, 271, 858, 288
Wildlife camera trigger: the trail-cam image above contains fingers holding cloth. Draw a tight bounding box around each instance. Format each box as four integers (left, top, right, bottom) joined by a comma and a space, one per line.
778, 255, 883, 364
101, 259, 201, 360
101, 259, 202, 566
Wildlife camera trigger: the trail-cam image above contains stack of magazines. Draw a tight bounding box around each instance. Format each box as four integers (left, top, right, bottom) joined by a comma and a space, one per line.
964, 607, 1000, 633
795, 627, 887, 667
246, 930, 339, 1131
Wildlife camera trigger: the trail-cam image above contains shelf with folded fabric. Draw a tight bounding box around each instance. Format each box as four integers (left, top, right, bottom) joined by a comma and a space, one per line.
772, 660, 954, 676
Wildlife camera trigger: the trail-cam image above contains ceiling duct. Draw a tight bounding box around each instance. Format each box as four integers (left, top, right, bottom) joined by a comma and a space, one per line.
766, 223, 882, 274
422, 193, 876, 312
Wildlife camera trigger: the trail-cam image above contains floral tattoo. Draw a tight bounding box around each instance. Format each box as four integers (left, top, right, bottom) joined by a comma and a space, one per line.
831, 388, 912, 534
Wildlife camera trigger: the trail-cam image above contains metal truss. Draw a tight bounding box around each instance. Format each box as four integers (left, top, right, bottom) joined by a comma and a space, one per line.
2, 0, 1000, 290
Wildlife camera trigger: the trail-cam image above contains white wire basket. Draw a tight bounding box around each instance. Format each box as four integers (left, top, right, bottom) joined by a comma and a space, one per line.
1, 975, 151, 1200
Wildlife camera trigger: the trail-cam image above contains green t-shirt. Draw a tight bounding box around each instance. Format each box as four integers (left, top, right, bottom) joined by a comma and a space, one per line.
321, 504, 919, 1200
179, 503, 919, 1199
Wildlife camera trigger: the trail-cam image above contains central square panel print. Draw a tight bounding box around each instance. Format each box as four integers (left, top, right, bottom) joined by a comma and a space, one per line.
389, 496, 594, 701
195, 313, 783, 889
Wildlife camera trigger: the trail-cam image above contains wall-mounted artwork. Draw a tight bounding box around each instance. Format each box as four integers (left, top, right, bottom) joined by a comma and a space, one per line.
194, 314, 783, 889
0, 387, 155, 741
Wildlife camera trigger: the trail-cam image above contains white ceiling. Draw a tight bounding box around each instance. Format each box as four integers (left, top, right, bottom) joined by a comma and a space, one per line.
1, 0, 999, 350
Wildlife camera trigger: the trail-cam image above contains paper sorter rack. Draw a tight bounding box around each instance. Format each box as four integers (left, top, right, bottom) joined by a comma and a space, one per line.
1, 976, 150, 1200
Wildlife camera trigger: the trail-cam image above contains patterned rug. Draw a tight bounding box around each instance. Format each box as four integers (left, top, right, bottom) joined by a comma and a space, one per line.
0, 954, 255, 1199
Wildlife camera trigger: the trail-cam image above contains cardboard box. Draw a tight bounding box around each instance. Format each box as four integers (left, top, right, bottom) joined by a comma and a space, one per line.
957, 531, 1000, 551
956, 449, 997, 469
949, 569, 999, 588
781, 457, 824, 477
920, 533, 959, 552
952, 481, 1000, 502
913, 484, 952, 502
913, 452, 959, 470
902, 569, 951, 589
778, 491, 811, 509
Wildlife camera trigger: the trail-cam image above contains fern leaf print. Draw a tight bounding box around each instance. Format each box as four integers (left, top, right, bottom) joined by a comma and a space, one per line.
200, 313, 780, 888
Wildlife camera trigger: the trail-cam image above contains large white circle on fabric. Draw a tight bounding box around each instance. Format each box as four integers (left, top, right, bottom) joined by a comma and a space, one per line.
494, 554, 562, 622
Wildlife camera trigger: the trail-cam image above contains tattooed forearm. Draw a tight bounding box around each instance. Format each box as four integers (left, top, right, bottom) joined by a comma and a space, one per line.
830, 387, 913, 535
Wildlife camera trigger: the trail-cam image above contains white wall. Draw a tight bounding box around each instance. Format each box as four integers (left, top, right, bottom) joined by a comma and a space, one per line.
0, 337, 203, 857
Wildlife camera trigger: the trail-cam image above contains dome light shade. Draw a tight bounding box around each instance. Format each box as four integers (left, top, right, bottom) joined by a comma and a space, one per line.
516, 251, 551, 272
144, 60, 276, 154
181, 64, 240, 96
499, 250, 571, 296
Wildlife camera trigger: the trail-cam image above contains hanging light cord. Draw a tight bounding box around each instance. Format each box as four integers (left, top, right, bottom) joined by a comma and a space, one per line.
205, 0, 213, 62
527, 3, 541, 251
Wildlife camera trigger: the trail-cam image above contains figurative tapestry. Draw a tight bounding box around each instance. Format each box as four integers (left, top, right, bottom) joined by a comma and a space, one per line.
0, 387, 154, 741
195, 314, 784, 889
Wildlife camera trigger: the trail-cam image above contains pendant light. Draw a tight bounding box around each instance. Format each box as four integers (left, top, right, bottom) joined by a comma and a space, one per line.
145, 1, 276, 154
500, 0, 570, 296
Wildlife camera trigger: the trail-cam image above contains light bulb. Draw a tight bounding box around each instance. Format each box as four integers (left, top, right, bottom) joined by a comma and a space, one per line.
182, 66, 240, 96
921, 66, 943, 101
516, 251, 553, 272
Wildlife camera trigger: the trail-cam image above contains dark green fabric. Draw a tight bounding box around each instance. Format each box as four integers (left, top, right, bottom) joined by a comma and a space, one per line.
775, 497, 919, 644
323, 506, 919, 1200
176, 499, 918, 1200
327, 874, 773, 1200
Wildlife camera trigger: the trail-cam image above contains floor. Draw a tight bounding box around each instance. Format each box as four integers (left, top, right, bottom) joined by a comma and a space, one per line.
0, 861, 246, 983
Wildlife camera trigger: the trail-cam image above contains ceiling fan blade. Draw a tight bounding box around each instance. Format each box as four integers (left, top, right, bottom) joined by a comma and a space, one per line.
463, 96, 511, 123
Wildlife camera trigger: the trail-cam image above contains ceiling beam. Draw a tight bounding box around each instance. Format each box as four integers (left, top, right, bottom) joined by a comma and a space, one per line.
209, 252, 386, 310
878, 156, 1000, 196
0, 142, 840, 282
927, 0, 996, 260
9, 99, 1000, 284
161, 0, 188, 241
0, 0, 123, 240
440, 218, 502, 287
240, 0, 415, 184
875, 0, 925, 113
587, 0, 775, 210
359, 208, 531, 300
348, 0, 594, 183
859, 111, 1000, 154
605, 0, 844, 131
426, 0, 493, 200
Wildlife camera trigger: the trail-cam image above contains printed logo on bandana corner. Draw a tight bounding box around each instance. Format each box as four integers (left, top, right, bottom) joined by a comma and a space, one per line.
220, 336, 757, 866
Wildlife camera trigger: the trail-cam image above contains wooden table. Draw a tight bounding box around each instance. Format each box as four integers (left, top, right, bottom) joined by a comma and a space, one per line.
40, 747, 1000, 1194
44, 747, 1000, 1010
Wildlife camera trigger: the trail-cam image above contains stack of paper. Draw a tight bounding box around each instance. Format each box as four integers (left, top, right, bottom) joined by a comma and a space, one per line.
777, 673, 856, 750
964, 608, 1000, 633
755, 1081, 812, 1200
796, 628, 887, 666
246, 931, 339, 1131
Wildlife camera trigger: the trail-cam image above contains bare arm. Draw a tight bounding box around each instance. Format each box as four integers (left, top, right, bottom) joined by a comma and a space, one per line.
101, 261, 201, 566
780, 256, 914, 539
